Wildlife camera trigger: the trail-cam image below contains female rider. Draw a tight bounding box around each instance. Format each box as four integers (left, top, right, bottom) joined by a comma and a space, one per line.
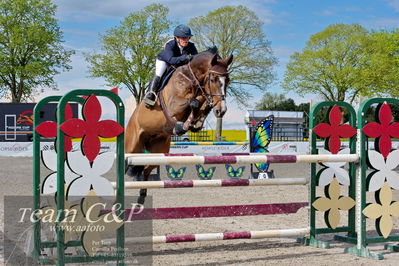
144, 24, 198, 108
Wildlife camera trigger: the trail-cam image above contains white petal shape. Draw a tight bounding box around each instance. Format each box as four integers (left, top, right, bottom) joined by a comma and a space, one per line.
317, 148, 350, 186
91, 152, 115, 175
91, 177, 115, 200
41, 173, 57, 194
66, 177, 92, 201
41, 150, 57, 171
63, 151, 115, 201
67, 151, 91, 174
367, 150, 399, 190
385, 150, 399, 170
318, 168, 334, 186
319, 148, 348, 168
368, 150, 385, 170
368, 171, 386, 192
334, 167, 350, 186
386, 171, 399, 190
64, 166, 80, 184
41, 158, 79, 195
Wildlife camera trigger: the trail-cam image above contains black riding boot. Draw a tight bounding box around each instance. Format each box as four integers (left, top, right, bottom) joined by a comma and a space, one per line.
144, 75, 161, 108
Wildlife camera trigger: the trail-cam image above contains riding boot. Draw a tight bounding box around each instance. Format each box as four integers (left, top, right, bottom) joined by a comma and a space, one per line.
144, 75, 161, 108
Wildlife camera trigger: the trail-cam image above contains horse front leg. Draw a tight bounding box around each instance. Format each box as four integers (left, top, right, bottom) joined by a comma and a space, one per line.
181, 95, 207, 132
189, 102, 213, 132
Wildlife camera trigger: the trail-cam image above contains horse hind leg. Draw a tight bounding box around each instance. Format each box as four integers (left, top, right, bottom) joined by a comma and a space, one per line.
125, 159, 144, 181
124, 122, 146, 180
138, 136, 171, 204
137, 166, 157, 205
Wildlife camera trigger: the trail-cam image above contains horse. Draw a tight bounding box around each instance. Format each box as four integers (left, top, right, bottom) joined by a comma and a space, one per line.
125, 47, 233, 204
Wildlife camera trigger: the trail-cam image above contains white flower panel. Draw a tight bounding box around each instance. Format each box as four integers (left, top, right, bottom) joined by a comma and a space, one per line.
41, 150, 79, 194
367, 150, 399, 191
318, 148, 350, 186
66, 151, 115, 200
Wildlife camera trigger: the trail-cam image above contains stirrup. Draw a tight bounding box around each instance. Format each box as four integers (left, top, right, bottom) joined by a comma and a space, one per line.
143, 92, 158, 107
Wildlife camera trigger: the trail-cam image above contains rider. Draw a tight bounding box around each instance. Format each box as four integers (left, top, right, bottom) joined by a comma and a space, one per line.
144, 24, 198, 108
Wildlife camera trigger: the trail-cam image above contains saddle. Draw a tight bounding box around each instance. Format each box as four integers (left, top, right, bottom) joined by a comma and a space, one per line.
158, 67, 175, 93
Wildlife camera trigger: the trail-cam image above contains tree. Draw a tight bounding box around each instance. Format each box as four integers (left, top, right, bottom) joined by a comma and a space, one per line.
364, 29, 399, 98
282, 24, 372, 104
255, 92, 296, 111
85, 4, 171, 104
188, 5, 277, 139
256, 92, 311, 138
0, 0, 73, 103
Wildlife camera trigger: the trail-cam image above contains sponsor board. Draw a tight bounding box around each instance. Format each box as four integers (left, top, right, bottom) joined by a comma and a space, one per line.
0, 103, 78, 142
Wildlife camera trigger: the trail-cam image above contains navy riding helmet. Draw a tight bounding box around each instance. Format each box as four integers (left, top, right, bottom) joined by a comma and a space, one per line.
174, 24, 193, 38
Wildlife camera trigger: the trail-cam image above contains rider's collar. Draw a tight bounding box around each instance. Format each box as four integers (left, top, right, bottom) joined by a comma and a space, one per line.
175, 38, 185, 52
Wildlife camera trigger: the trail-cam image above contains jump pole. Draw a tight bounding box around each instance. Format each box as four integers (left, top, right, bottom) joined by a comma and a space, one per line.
104, 228, 310, 245
112, 177, 308, 189
125, 154, 359, 166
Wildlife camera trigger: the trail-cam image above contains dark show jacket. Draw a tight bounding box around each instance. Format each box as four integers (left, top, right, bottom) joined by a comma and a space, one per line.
157, 39, 198, 66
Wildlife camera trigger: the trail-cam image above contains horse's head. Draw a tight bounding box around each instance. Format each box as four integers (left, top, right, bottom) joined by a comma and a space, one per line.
203, 53, 233, 118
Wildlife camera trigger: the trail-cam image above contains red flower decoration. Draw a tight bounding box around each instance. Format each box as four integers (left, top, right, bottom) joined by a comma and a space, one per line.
35, 104, 74, 152
313, 105, 356, 154
362, 103, 399, 159
60, 95, 124, 162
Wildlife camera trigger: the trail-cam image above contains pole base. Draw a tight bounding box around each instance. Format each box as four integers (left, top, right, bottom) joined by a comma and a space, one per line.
297, 236, 330, 249
344, 245, 384, 260
385, 243, 399, 252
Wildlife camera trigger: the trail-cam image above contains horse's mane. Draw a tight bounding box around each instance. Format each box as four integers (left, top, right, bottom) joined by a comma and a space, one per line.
192, 46, 219, 63
205, 46, 218, 54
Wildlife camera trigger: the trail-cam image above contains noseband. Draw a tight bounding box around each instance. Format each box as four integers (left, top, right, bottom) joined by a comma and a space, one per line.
188, 63, 227, 108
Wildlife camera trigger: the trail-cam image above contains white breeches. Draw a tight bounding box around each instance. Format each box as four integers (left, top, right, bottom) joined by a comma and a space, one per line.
155, 59, 168, 77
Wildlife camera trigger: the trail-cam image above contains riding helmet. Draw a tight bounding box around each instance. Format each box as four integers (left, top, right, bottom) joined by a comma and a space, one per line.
174, 24, 193, 37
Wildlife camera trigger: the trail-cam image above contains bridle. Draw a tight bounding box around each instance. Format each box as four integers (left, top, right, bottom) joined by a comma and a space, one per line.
158, 58, 229, 135
187, 62, 228, 108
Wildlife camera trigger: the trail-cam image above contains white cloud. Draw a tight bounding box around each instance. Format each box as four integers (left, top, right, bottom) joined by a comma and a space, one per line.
386, 0, 399, 12
319, 8, 336, 17
273, 45, 298, 58
53, 0, 275, 23
364, 17, 399, 29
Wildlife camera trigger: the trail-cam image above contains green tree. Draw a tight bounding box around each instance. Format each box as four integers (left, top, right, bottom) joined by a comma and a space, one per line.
256, 92, 311, 138
189, 6, 276, 103
188, 5, 277, 139
85, 4, 171, 104
255, 92, 296, 111
364, 29, 399, 97
0, 0, 73, 103
282, 24, 371, 104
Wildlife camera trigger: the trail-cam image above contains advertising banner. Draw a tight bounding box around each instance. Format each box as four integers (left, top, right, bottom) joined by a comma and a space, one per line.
0, 103, 78, 142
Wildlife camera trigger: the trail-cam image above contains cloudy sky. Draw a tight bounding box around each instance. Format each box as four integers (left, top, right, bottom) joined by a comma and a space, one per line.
46, 0, 399, 129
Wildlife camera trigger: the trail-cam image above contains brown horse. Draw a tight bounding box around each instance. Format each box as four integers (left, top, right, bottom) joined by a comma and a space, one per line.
125, 47, 233, 203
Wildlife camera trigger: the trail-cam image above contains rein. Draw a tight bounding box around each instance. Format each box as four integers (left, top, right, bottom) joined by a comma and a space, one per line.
158, 61, 228, 135
187, 63, 227, 107
158, 90, 176, 134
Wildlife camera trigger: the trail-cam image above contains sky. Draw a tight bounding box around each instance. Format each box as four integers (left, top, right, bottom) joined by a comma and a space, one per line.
37, 0, 399, 129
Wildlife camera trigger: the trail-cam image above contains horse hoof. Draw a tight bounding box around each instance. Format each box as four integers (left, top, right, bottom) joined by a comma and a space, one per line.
189, 98, 200, 110
144, 102, 155, 109
190, 126, 202, 133
173, 122, 186, 136
139, 189, 147, 197
133, 176, 143, 181
137, 196, 146, 205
